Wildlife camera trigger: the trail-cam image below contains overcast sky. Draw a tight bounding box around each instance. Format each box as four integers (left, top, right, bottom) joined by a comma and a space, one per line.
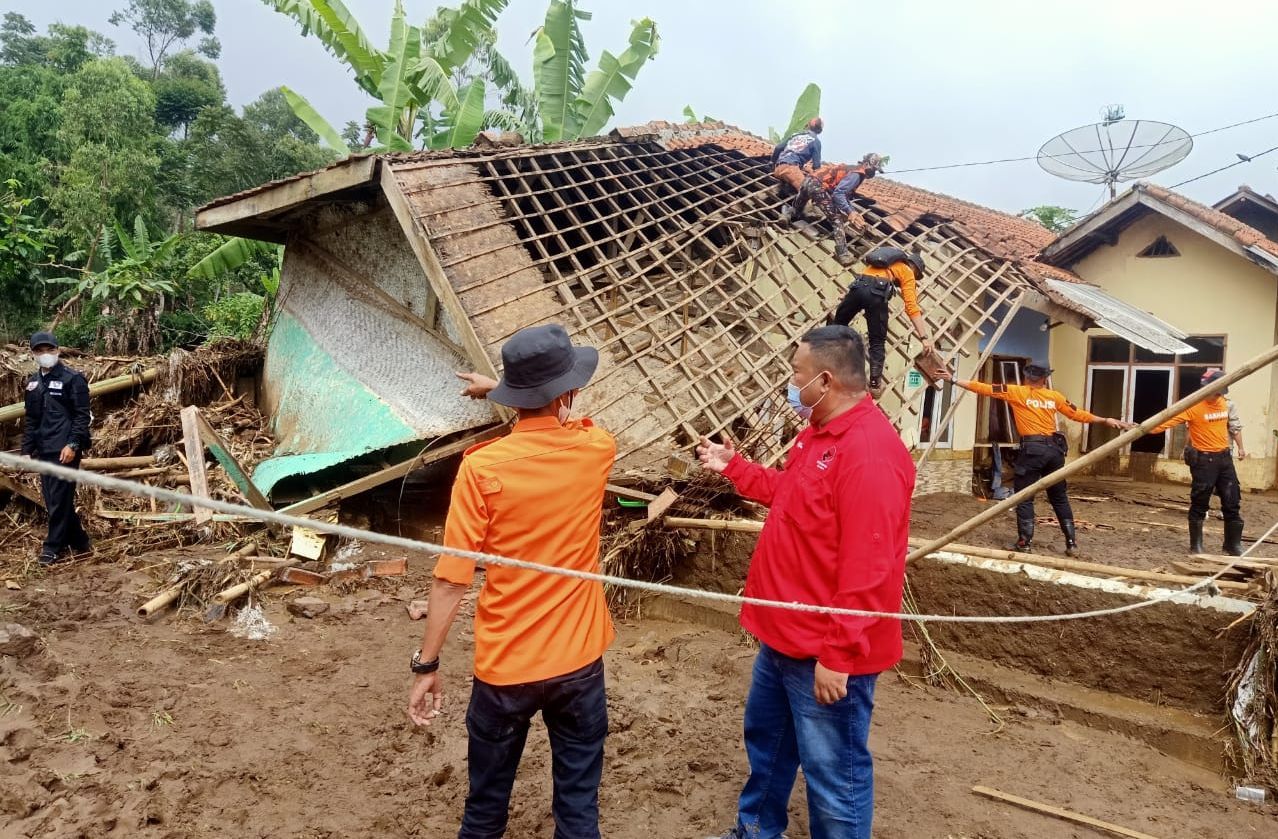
15, 0, 1278, 216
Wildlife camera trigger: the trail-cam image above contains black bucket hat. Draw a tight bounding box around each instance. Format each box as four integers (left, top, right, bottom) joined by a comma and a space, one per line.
488, 324, 599, 409
1024, 361, 1053, 379
29, 331, 58, 350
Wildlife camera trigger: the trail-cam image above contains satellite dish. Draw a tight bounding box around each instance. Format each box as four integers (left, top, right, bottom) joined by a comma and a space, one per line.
1038, 118, 1192, 197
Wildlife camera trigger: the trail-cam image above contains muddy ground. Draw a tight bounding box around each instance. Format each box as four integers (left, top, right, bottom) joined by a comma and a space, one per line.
2, 548, 1276, 838
911, 477, 1278, 571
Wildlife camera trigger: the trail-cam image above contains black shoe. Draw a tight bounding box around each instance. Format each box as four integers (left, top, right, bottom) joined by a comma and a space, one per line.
1188, 519, 1205, 555
835, 250, 855, 267
38, 551, 59, 566
1223, 520, 1245, 557
1060, 519, 1078, 557
1011, 538, 1032, 553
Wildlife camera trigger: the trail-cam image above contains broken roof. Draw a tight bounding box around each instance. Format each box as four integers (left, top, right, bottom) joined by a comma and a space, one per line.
195, 127, 1190, 485
1041, 182, 1278, 271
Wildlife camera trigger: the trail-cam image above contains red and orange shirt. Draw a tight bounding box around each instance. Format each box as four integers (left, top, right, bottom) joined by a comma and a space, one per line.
434, 417, 616, 685
965, 382, 1098, 437
1151, 395, 1233, 452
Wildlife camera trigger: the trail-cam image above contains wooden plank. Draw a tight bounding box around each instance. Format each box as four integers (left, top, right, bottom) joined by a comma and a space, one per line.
179, 406, 213, 524
194, 155, 378, 234
606, 484, 658, 503
93, 510, 256, 522
190, 408, 271, 510
972, 786, 1161, 839
0, 472, 43, 508
278, 425, 504, 518
646, 488, 681, 522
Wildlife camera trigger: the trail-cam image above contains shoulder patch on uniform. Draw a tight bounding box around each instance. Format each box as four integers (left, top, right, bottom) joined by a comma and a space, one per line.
26, 381, 38, 391
477, 476, 503, 495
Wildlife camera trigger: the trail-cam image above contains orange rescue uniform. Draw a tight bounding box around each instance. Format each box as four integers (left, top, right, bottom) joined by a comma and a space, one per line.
965, 382, 1098, 436
860, 262, 922, 319
434, 416, 616, 686
1151, 395, 1232, 452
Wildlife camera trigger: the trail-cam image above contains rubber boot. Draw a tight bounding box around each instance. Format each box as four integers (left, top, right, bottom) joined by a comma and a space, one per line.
834, 247, 855, 267
780, 204, 794, 224
1012, 521, 1034, 552
1188, 519, 1205, 555
1223, 519, 1245, 557
868, 362, 885, 399
1060, 519, 1078, 557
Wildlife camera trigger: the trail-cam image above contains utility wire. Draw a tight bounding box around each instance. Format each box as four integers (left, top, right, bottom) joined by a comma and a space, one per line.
1169, 144, 1278, 189
887, 111, 1278, 175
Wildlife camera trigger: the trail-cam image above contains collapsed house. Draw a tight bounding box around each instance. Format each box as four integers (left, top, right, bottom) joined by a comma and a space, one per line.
194, 122, 1190, 502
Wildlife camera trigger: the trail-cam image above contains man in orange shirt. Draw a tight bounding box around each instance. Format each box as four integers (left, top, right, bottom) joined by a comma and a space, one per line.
1147, 368, 1247, 555
942, 362, 1130, 555
405, 324, 616, 839
830, 246, 934, 398
789, 154, 885, 266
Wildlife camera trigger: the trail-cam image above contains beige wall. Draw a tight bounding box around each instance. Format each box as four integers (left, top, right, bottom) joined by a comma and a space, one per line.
1050, 212, 1278, 489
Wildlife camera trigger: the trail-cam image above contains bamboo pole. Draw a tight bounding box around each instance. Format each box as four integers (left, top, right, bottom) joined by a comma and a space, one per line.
663, 516, 764, 533
81, 455, 156, 471
0, 368, 160, 424
137, 543, 257, 617
908, 342, 1278, 562
212, 558, 298, 605
905, 537, 1254, 592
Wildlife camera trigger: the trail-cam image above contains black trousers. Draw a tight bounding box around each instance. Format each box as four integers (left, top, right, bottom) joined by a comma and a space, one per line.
1013, 439, 1073, 534
37, 452, 90, 557
831, 281, 890, 377
459, 658, 608, 839
1188, 451, 1242, 524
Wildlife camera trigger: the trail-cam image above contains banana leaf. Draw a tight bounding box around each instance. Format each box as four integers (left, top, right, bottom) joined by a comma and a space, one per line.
427, 0, 509, 73
533, 0, 590, 142
188, 238, 283, 280
263, 0, 384, 95
781, 83, 822, 142
281, 86, 350, 153
574, 17, 659, 139
445, 78, 488, 149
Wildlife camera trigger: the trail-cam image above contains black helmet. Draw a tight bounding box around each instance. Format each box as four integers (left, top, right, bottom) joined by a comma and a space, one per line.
863, 246, 926, 279
1024, 362, 1053, 379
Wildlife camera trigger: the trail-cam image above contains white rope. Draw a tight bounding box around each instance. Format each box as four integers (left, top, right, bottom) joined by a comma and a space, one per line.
1, 451, 1267, 624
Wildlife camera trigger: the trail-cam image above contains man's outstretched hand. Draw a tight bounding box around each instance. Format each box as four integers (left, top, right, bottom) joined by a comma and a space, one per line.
697, 434, 736, 473
457, 372, 498, 400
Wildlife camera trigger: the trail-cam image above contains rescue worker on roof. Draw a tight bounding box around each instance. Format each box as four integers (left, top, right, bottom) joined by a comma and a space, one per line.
828, 246, 933, 398
1146, 368, 1247, 556
770, 117, 823, 209
940, 361, 1132, 556
22, 331, 93, 565
787, 154, 886, 265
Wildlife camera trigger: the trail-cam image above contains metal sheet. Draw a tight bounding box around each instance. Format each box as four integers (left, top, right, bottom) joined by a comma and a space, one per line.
1044, 279, 1195, 355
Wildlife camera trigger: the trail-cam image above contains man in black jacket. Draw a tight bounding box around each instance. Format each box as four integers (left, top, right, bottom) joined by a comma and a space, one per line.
22, 332, 92, 565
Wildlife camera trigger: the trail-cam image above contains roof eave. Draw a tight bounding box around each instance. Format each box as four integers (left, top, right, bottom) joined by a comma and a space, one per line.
194, 155, 382, 241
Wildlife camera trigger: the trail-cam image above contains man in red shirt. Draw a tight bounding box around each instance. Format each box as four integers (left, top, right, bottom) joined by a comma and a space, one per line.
700, 325, 915, 839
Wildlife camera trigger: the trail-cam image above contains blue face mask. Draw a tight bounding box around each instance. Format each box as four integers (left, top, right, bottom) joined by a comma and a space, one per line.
786, 373, 827, 420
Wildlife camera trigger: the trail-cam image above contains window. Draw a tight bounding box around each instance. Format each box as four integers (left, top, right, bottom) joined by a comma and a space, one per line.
1137, 235, 1180, 258
1083, 334, 1226, 454
975, 356, 1026, 445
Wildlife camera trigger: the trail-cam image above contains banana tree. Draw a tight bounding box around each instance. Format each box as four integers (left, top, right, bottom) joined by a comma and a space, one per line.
264, 0, 511, 152
532, 0, 660, 142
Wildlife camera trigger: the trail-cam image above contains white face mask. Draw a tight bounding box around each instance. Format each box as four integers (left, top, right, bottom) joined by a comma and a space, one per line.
557, 391, 575, 424
35, 353, 58, 369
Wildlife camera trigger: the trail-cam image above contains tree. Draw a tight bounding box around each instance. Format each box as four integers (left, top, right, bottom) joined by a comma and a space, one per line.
0, 179, 55, 337
1020, 205, 1078, 234
109, 0, 220, 77
1, 13, 115, 73
51, 58, 161, 248
152, 49, 225, 136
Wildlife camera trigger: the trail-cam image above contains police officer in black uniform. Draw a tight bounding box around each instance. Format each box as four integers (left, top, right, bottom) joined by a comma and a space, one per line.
22, 332, 92, 565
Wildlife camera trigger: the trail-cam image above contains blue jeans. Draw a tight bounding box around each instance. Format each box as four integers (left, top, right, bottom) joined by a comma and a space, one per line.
734, 644, 877, 839
459, 659, 607, 839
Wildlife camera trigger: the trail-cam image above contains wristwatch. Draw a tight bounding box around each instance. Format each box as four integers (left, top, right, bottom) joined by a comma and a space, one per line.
410, 650, 440, 674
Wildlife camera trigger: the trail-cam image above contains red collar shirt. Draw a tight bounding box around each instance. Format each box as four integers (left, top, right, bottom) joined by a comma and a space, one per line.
722, 397, 916, 674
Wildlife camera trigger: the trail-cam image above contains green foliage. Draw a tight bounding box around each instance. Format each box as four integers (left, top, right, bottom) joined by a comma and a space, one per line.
781, 83, 821, 142
681, 105, 717, 124
0, 180, 55, 337
1020, 205, 1078, 233
188, 236, 282, 280
203, 291, 265, 340
51, 58, 162, 247
52, 216, 180, 306
152, 50, 224, 134
109, 0, 220, 75
574, 17, 659, 139
2, 13, 115, 73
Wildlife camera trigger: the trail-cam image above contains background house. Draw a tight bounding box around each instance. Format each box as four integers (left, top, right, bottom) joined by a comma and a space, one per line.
1041, 183, 1278, 490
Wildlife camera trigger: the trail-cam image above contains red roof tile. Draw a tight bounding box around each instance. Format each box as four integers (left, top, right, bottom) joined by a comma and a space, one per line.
631, 121, 1079, 282
1140, 183, 1278, 260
